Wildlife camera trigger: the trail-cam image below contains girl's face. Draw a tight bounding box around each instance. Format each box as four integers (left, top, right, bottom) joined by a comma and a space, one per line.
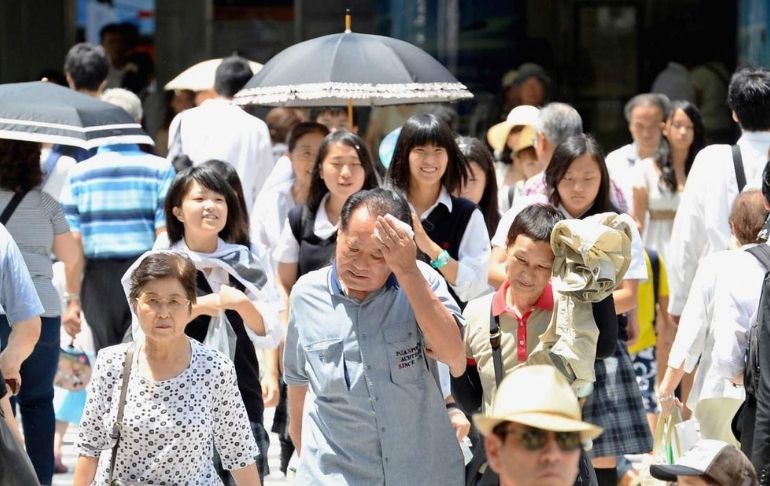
172, 180, 228, 238
408, 143, 448, 189
320, 142, 366, 201
457, 161, 486, 204
290, 131, 325, 184
556, 154, 602, 217
664, 108, 696, 152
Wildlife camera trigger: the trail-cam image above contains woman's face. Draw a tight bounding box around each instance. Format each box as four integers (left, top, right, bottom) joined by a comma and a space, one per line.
664, 108, 696, 152
556, 154, 602, 217
456, 161, 486, 204
290, 131, 325, 185
320, 142, 366, 202
517, 148, 543, 180
173, 180, 228, 239
135, 277, 191, 341
408, 143, 449, 189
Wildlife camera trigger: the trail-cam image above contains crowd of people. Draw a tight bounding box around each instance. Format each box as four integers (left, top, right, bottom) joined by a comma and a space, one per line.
2, 35, 770, 486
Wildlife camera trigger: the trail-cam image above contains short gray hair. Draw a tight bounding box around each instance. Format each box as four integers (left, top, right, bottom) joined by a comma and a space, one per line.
623, 93, 669, 122
537, 102, 582, 147
101, 88, 143, 122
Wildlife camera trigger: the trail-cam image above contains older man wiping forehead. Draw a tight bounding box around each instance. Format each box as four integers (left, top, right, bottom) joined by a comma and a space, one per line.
283, 188, 466, 485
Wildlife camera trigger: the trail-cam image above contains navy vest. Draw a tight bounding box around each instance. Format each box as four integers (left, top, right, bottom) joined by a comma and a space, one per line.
420, 196, 477, 308
288, 204, 337, 277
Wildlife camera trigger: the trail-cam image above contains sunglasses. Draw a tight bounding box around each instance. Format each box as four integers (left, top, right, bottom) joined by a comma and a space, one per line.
495, 424, 583, 452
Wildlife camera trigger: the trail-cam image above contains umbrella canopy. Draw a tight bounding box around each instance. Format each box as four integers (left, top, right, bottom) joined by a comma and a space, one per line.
0, 81, 154, 149
164, 58, 263, 92
233, 31, 473, 107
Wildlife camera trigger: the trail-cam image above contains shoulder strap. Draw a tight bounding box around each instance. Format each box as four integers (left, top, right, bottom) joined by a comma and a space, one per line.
288, 205, 309, 243
0, 190, 29, 225
489, 310, 504, 387
648, 249, 661, 304
108, 344, 135, 485
733, 144, 746, 193
747, 245, 770, 272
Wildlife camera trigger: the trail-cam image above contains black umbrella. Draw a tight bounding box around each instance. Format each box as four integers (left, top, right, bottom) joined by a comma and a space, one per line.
233, 13, 472, 111
0, 81, 154, 149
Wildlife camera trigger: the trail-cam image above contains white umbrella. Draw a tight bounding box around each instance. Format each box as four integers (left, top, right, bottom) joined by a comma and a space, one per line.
164, 58, 263, 92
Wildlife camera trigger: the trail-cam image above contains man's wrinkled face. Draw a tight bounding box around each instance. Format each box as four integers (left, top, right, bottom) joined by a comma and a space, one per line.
336, 207, 392, 300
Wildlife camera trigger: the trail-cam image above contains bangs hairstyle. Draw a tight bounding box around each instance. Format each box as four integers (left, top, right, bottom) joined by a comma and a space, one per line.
199, 159, 250, 238
288, 122, 329, 152
457, 136, 500, 236
506, 203, 564, 247
164, 165, 249, 246
306, 130, 379, 213
128, 252, 198, 306
545, 134, 616, 215
387, 113, 469, 194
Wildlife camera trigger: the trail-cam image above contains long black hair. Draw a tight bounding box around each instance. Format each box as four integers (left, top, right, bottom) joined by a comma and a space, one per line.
457, 136, 501, 236
306, 130, 379, 213
164, 164, 250, 247
387, 113, 469, 195
545, 134, 617, 216
656, 100, 706, 193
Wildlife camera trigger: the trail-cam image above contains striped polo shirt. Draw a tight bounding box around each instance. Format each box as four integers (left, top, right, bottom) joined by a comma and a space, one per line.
61, 144, 175, 259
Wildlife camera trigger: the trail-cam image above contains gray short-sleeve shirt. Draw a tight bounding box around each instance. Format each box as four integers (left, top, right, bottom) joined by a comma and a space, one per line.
284, 261, 465, 485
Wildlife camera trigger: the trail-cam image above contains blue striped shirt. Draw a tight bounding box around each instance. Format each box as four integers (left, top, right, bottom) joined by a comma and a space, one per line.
61, 145, 174, 259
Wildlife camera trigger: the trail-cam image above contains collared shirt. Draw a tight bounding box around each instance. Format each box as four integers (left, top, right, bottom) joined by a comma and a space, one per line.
250, 178, 299, 271
464, 281, 554, 412
606, 143, 643, 214
491, 194, 648, 280
522, 170, 629, 213
61, 144, 174, 259
667, 132, 770, 315
706, 245, 768, 385
284, 262, 465, 485
415, 186, 491, 302
273, 193, 337, 264
167, 98, 274, 209
0, 224, 43, 324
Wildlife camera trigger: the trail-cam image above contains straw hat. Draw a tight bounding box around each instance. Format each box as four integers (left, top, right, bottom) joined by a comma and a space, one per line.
486, 105, 540, 153
473, 365, 603, 441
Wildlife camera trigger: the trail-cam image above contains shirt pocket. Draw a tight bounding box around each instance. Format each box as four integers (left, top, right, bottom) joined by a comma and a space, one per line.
304, 338, 348, 395
384, 326, 426, 385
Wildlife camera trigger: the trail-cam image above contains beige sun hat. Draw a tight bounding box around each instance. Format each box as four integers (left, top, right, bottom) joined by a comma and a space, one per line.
473, 365, 603, 441
486, 105, 540, 153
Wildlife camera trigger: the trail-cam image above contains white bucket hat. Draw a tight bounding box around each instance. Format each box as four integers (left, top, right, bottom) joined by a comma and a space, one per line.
486, 105, 540, 153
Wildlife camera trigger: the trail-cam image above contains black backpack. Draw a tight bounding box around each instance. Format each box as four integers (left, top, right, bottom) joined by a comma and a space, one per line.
744, 245, 770, 397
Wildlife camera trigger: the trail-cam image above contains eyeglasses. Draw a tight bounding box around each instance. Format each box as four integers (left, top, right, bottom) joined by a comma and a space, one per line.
138, 297, 190, 313
495, 425, 583, 452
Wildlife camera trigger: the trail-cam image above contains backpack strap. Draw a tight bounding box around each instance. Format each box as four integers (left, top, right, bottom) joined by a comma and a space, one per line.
0, 190, 29, 225
489, 310, 504, 387
733, 144, 746, 193
747, 245, 770, 272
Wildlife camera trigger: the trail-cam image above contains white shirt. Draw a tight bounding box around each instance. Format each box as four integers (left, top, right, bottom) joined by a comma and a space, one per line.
261, 154, 294, 194
40, 148, 76, 202
710, 244, 768, 382
273, 193, 337, 264
669, 249, 754, 409
606, 143, 641, 215
667, 132, 770, 315
250, 178, 299, 271
416, 187, 491, 303
492, 194, 648, 280
167, 98, 274, 210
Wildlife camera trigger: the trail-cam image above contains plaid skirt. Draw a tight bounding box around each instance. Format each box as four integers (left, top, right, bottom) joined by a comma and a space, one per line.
583, 342, 653, 457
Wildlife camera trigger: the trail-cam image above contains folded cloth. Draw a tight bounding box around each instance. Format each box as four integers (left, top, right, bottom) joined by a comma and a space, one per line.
527, 212, 633, 395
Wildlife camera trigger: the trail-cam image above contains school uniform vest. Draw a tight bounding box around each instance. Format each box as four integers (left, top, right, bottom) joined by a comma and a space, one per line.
288, 204, 337, 277
186, 271, 264, 424
420, 196, 477, 307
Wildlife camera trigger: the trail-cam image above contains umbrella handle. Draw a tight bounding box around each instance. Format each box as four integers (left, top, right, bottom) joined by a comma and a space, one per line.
348, 99, 354, 129
345, 9, 352, 33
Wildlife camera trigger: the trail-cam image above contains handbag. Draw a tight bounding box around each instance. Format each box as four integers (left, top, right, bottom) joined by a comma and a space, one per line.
0, 391, 40, 485
204, 311, 237, 361
107, 344, 149, 486
54, 341, 92, 391
638, 408, 683, 485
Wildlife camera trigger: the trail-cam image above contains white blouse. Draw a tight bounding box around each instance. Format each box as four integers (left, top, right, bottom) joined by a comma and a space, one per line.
77, 339, 258, 485
249, 178, 299, 271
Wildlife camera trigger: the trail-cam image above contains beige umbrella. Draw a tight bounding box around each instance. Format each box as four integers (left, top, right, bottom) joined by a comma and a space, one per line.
164, 58, 263, 92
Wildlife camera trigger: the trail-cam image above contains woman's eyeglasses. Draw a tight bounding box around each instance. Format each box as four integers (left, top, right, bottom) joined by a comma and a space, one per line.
495, 424, 583, 452
139, 297, 190, 313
